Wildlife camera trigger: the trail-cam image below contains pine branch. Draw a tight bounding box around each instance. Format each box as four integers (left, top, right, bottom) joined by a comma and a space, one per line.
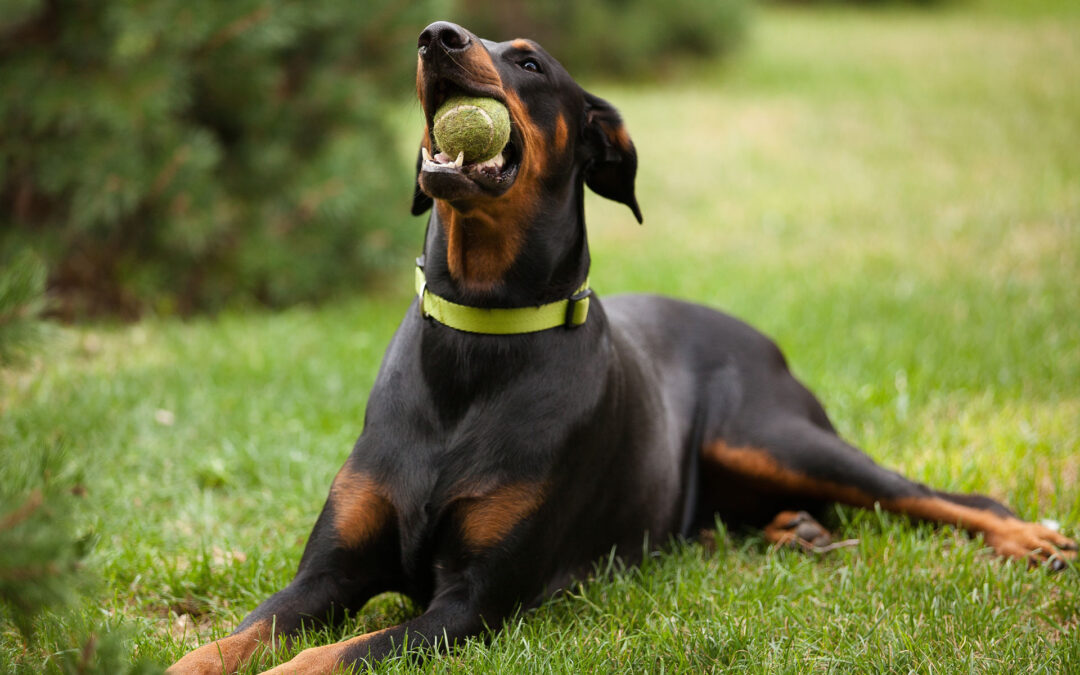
0, 250, 47, 366
0, 489, 43, 531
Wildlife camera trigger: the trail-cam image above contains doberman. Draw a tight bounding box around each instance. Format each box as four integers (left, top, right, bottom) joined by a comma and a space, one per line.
169, 21, 1077, 674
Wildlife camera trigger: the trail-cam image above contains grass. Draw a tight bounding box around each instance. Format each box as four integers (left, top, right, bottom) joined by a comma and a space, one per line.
3, 1, 1080, 672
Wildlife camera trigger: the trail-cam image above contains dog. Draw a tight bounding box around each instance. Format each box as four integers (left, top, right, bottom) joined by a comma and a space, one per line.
169, 21, 1077, 674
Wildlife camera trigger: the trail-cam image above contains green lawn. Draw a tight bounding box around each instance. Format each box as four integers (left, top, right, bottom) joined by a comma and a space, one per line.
4, 2, 1080, 672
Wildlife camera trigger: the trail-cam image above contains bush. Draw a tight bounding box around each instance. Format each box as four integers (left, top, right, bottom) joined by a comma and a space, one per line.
0, 249, 48, 366
1, 1, 750, 319
451, 0, 752, 79
768, 0, 949, 5
0, 0, 447, 318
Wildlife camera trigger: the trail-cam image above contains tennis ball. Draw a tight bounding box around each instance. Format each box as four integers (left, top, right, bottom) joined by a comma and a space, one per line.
432, 96, 511, 164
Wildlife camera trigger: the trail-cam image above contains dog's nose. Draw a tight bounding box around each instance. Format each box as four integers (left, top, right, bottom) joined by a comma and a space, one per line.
418, 22, 471, 56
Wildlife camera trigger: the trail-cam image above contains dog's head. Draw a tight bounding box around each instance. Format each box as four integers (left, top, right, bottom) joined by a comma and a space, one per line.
412, 22, 642, 278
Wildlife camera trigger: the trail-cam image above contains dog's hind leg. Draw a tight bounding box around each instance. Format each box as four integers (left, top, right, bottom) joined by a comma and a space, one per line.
168, 467, 401, 674
702, 418, 1077, 569
762, 510, 834, 550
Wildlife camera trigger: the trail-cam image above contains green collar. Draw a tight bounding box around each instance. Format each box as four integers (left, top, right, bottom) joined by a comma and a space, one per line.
415, 264, 591, 335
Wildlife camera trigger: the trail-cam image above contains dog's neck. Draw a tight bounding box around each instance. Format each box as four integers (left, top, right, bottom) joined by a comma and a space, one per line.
420, 184, 590, 309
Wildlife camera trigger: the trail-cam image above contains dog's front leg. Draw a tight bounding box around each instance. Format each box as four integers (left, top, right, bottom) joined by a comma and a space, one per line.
258, 473, 551, 673
168, 466, 401, 674
258, 588, 498, 674
167, 575, 353, 675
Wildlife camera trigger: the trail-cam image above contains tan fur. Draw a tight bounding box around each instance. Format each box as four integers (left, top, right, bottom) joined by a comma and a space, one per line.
328, 468, 392, 549
166, 619, 272, 674
418, 42, 552, 291
456, 482, 547, 551
705, 441, 1076, 563
704, 441, 875, 507
587, 110, 633, 152
259, 628, 392, 675
431, 89, 550, 291
886, 496, 1077, 563
553, 114, 569, 152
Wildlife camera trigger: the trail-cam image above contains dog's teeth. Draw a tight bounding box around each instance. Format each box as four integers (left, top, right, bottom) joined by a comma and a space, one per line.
422, 146, 432, 162
476, 153, 505, 171
453, 151, 464, 168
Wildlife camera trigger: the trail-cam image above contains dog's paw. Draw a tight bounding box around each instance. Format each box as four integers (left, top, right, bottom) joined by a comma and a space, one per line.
166, 620, 271, 675
985, 519, 1077, 571
764, 510, 833, 550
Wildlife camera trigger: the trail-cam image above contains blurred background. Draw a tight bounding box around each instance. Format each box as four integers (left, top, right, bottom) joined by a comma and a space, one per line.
3, 0, 1079, 671
3, 0, 1073, 326
0, 0, 753, 324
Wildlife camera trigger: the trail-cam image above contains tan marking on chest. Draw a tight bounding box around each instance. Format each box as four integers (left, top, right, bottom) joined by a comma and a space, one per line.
329, 468, 393, 549
455, 482, 547, 551
436, 201, 529, 292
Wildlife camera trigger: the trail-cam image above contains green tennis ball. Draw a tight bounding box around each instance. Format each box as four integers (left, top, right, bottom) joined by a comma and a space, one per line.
432, 96, 511, 164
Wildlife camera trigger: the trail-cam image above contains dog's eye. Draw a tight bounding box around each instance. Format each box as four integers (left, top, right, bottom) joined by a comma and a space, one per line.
520, 58, 542, 73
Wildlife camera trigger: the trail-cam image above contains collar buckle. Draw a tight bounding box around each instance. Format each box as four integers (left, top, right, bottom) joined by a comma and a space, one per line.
564, 287, 592, 329
415, 257, 430, 320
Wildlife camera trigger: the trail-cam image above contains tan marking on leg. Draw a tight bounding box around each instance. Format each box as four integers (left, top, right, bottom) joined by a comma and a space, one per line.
260, 628, 392, 675
885, 496, 1078, 565
703, 441, 875, 507
763, 510, 803, 547
167, 619, 271, 674
705, 442, 1077, 565
456, 482, 546, 552
329, 468, 392, 549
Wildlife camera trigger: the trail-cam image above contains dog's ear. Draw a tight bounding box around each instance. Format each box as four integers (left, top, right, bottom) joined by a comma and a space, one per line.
411, 145, 433, 216
582, 92, 643, 224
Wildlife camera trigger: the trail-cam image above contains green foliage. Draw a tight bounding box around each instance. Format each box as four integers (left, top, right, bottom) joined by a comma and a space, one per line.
0, 0, 447, 317
769, 0, 948, 5
0, 453, 81, 638
0, 447, 158, 673
451, 0, 751, 78
0, 249, 48, 366
0, 0, 749, 319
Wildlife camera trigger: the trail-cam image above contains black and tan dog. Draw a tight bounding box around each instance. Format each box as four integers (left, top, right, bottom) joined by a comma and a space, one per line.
170, 22, 1077, 674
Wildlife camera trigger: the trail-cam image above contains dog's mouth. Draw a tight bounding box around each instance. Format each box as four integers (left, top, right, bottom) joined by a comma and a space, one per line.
419, 82, 521, 199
